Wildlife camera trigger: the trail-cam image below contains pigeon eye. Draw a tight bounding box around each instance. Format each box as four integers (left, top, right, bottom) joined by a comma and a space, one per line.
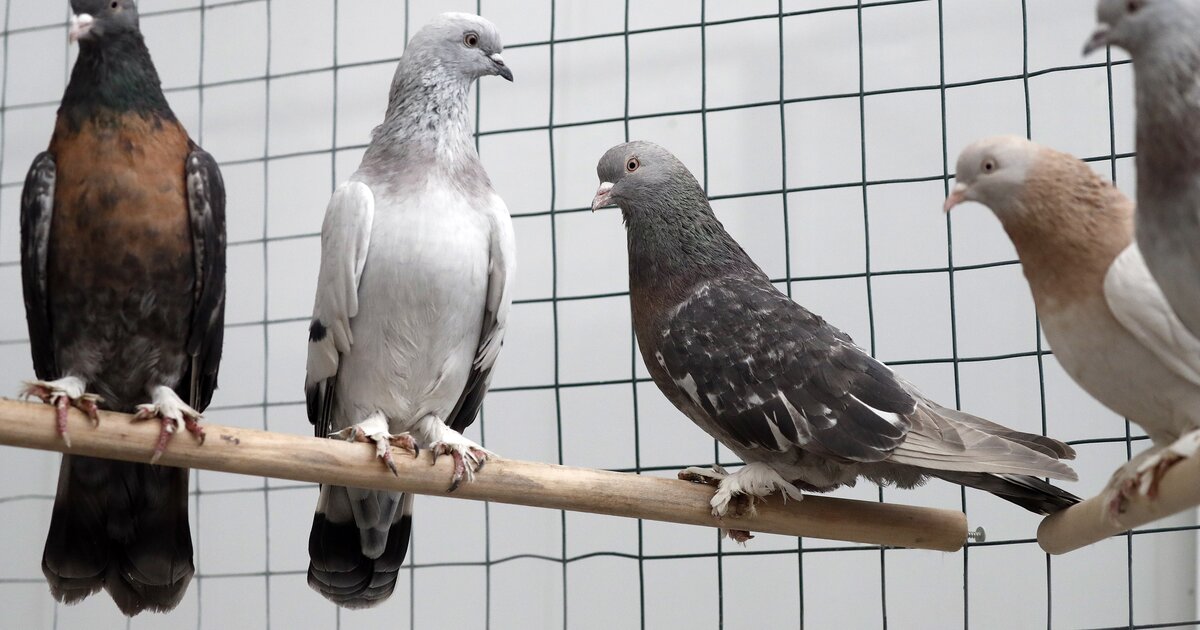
1127, 0, 1142, 12
626, 158, 640, 173
464, 32, 479, 48
982, 159, 997, 173
111, 0, 119, 8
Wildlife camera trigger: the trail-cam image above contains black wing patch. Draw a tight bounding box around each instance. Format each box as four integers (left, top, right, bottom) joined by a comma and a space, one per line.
181, 145, 226, 412
307, 376, 337, 439
21, 152, 57, 381
655, 277, 916, 463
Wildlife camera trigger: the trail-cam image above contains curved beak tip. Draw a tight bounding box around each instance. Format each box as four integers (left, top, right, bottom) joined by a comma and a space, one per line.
943, 183, 968, 213
489, 53, 513, 81
1083, 26, 1110, 56
591, 182, 615, 212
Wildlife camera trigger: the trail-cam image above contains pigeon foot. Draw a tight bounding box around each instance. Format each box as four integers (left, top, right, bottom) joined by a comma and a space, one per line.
1103, 431, 1200, 522
430, 434, 493, 492
21, 376, 101, 447
133, 386, 205, 464
679, 463, 804, 543
329, 414, 418, 477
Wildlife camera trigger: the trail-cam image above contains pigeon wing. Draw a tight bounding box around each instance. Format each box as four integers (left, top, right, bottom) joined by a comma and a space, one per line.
654, 276, 916, 462
447, 193, 515, 434
181, 145, 227, 411
20, 151, 57, 381
306, 181, 375, 437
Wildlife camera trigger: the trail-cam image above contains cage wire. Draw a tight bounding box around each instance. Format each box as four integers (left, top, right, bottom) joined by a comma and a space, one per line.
0, 0, 1197, 628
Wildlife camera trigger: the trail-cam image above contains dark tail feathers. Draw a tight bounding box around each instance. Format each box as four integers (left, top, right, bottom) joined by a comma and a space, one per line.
42, 455, 194, 616
307, 495, 412, 609
933, 470, 1081, 515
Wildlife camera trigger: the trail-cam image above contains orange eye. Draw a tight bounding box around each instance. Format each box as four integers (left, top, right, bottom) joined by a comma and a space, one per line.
982, 159, 996, 173
626, 158, 640, 172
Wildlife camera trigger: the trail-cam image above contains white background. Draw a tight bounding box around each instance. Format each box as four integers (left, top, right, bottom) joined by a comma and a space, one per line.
0, 0, 1194, 628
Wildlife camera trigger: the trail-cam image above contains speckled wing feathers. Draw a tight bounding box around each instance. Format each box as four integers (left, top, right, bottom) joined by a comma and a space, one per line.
654, 276, 916, 463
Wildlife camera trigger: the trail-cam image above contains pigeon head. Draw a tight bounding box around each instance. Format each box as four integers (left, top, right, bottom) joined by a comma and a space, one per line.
592, 141, 756, 286
947, 135, 1129, 244
945, 136, 1039, 219
1085, 0, 1193, 56
69, 0, 140, 45
591, 141, 705, 215
406, 13, 512, 82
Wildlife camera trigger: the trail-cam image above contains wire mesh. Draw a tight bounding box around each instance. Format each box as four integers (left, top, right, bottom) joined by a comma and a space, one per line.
0, 0, 1196, 628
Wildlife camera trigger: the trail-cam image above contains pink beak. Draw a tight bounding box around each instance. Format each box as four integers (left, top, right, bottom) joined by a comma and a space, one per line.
591, 182, 614, 212
69, 13, 94, 44
943, 183, 969, 213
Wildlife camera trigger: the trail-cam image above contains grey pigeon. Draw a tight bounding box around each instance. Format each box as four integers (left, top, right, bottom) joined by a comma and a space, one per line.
1086, 0, 1200, 337
304, 13, 514, 608
948, 136, 1200, 518
20, 0, 225, 615
592, 141, 1079, 530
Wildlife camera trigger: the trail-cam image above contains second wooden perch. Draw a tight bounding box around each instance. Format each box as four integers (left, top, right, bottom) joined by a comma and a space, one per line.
1038, 451, 1200, 554
0, 398, 967, 552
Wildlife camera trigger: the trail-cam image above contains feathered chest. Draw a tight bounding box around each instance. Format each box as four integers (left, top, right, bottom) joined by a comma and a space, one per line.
49, 113, 192, 259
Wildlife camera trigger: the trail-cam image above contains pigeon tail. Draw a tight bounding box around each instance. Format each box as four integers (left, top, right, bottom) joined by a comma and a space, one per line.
931, 470, 1080, 515
42, 456, 194, 616
308, 488, 411, 609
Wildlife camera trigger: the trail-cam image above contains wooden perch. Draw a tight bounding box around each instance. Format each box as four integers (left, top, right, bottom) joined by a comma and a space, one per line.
1038, 453, 1200, 554
0, 397, 967, 552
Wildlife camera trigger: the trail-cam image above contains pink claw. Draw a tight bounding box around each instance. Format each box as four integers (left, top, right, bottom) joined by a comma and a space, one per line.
150, 423, 172, 464
184, 416, 206, 445
77, 398, 101, 427
447, 449, 468, 492
55, 396, 71, 448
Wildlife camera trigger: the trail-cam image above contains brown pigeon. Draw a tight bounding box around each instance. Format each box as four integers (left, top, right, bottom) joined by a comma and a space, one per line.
946, 135, 1200, 518
591, 141, 1078, 531
19, 0, 225, 615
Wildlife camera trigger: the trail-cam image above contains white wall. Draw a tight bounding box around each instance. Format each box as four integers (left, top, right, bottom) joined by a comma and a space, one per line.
0, 1, 1193, 628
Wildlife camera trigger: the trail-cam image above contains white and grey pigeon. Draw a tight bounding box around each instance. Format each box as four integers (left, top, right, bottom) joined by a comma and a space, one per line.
304, 13, 514, 608
946, 136, 1200, 518
1085, 0, 1200, 338
592, 141, 1080, 535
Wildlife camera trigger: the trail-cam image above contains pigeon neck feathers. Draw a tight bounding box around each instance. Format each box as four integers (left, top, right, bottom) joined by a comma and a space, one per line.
361, 55, 487, 194
624, 185, 764, 310
60, 32, 173, 130
1003, 153, 1133, 309
1132, 14, 1200, 207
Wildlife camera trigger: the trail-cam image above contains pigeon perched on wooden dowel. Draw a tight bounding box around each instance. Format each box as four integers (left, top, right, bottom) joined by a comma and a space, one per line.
1085, 0, 1200, 338
20, 0, 225, 615
304, 13, 514, 608
946, 135, 1200, 518
591, 141, 1079, 536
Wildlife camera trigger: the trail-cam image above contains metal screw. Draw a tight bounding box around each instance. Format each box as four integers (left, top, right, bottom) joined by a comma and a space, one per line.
966, 526, 987, 543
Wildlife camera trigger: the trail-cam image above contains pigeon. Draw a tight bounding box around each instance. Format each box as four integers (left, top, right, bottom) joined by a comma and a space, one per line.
591, 141, 1079, 531
19, 0, 225, 615
1085, 0, 1200, 338
304, 13, 514, 608
946, 135, 1200, 517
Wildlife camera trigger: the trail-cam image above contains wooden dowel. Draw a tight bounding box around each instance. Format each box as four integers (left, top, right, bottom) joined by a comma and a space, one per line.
1038, 452, 1200, 554
0, 398, 967, 552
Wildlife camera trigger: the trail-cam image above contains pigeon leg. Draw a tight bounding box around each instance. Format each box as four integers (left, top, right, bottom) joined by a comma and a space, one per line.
677, 464, 781, 543
417, 415, 494, 492
133, 385, 206, 464
328, 413, 418, 477
706, 462, 805, 519
21, 376, 103, 447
